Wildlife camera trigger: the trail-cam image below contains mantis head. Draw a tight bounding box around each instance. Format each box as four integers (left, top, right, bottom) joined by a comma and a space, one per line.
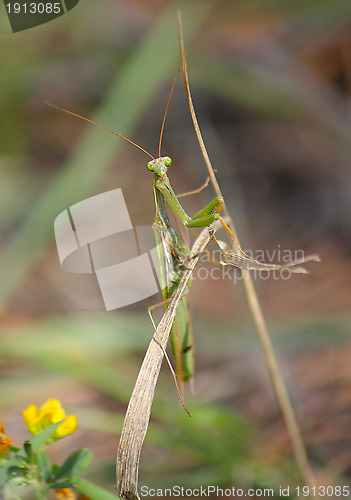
147, 156, 172, 176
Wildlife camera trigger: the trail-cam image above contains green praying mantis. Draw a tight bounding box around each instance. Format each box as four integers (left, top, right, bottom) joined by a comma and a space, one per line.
48, 28, 319, 414
146, 153, 237, 400
47, 99, 237, 408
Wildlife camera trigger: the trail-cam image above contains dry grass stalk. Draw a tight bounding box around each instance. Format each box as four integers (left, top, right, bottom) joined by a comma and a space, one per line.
116, 223, 218, 500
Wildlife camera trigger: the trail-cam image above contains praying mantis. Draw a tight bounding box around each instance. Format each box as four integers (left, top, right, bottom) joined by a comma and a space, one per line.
47, 99, 233, 394
47, 68, 238, 396
146, 154, 230, 387
48, 17, 319, 414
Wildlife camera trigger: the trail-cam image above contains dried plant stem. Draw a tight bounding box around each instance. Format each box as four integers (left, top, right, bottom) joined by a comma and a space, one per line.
242, 273, 315, 487
116, 225, 214, 500
178, 10, 316, 489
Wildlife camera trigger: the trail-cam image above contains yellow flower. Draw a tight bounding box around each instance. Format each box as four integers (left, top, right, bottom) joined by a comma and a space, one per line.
0, 420, 13, 457
55, 487, 77, 499
22, 399, 78, 441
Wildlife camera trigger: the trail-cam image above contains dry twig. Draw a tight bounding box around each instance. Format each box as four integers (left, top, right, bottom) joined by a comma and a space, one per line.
116, 223, 217, 500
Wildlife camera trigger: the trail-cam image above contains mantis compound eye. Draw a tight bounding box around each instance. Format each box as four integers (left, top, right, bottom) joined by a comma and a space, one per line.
147, 161, 154, 171
164, 156, 172, 167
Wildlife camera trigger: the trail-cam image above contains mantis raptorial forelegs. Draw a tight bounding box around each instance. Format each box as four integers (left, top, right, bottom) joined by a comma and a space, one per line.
155, 175, 236, 245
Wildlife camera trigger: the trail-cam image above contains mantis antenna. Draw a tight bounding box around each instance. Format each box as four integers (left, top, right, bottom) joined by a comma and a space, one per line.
158, 66, 181, 158
44, 101, 155, 160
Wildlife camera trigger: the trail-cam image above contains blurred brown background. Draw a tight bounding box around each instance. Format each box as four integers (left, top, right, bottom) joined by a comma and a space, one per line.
1, 0, 351, 497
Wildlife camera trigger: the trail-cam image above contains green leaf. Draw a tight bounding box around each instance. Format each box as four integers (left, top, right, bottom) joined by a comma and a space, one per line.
7, 465, 28, 477
30, 421, 62, 450
0, 455, 29, 485
0, 462, 11, 485
74, 477, 117, 500
51, 463, 59, 475
53, 449, 93, 481
9, 445, 21, 452
36, 451, 53, 482
49, 481, 75, 489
